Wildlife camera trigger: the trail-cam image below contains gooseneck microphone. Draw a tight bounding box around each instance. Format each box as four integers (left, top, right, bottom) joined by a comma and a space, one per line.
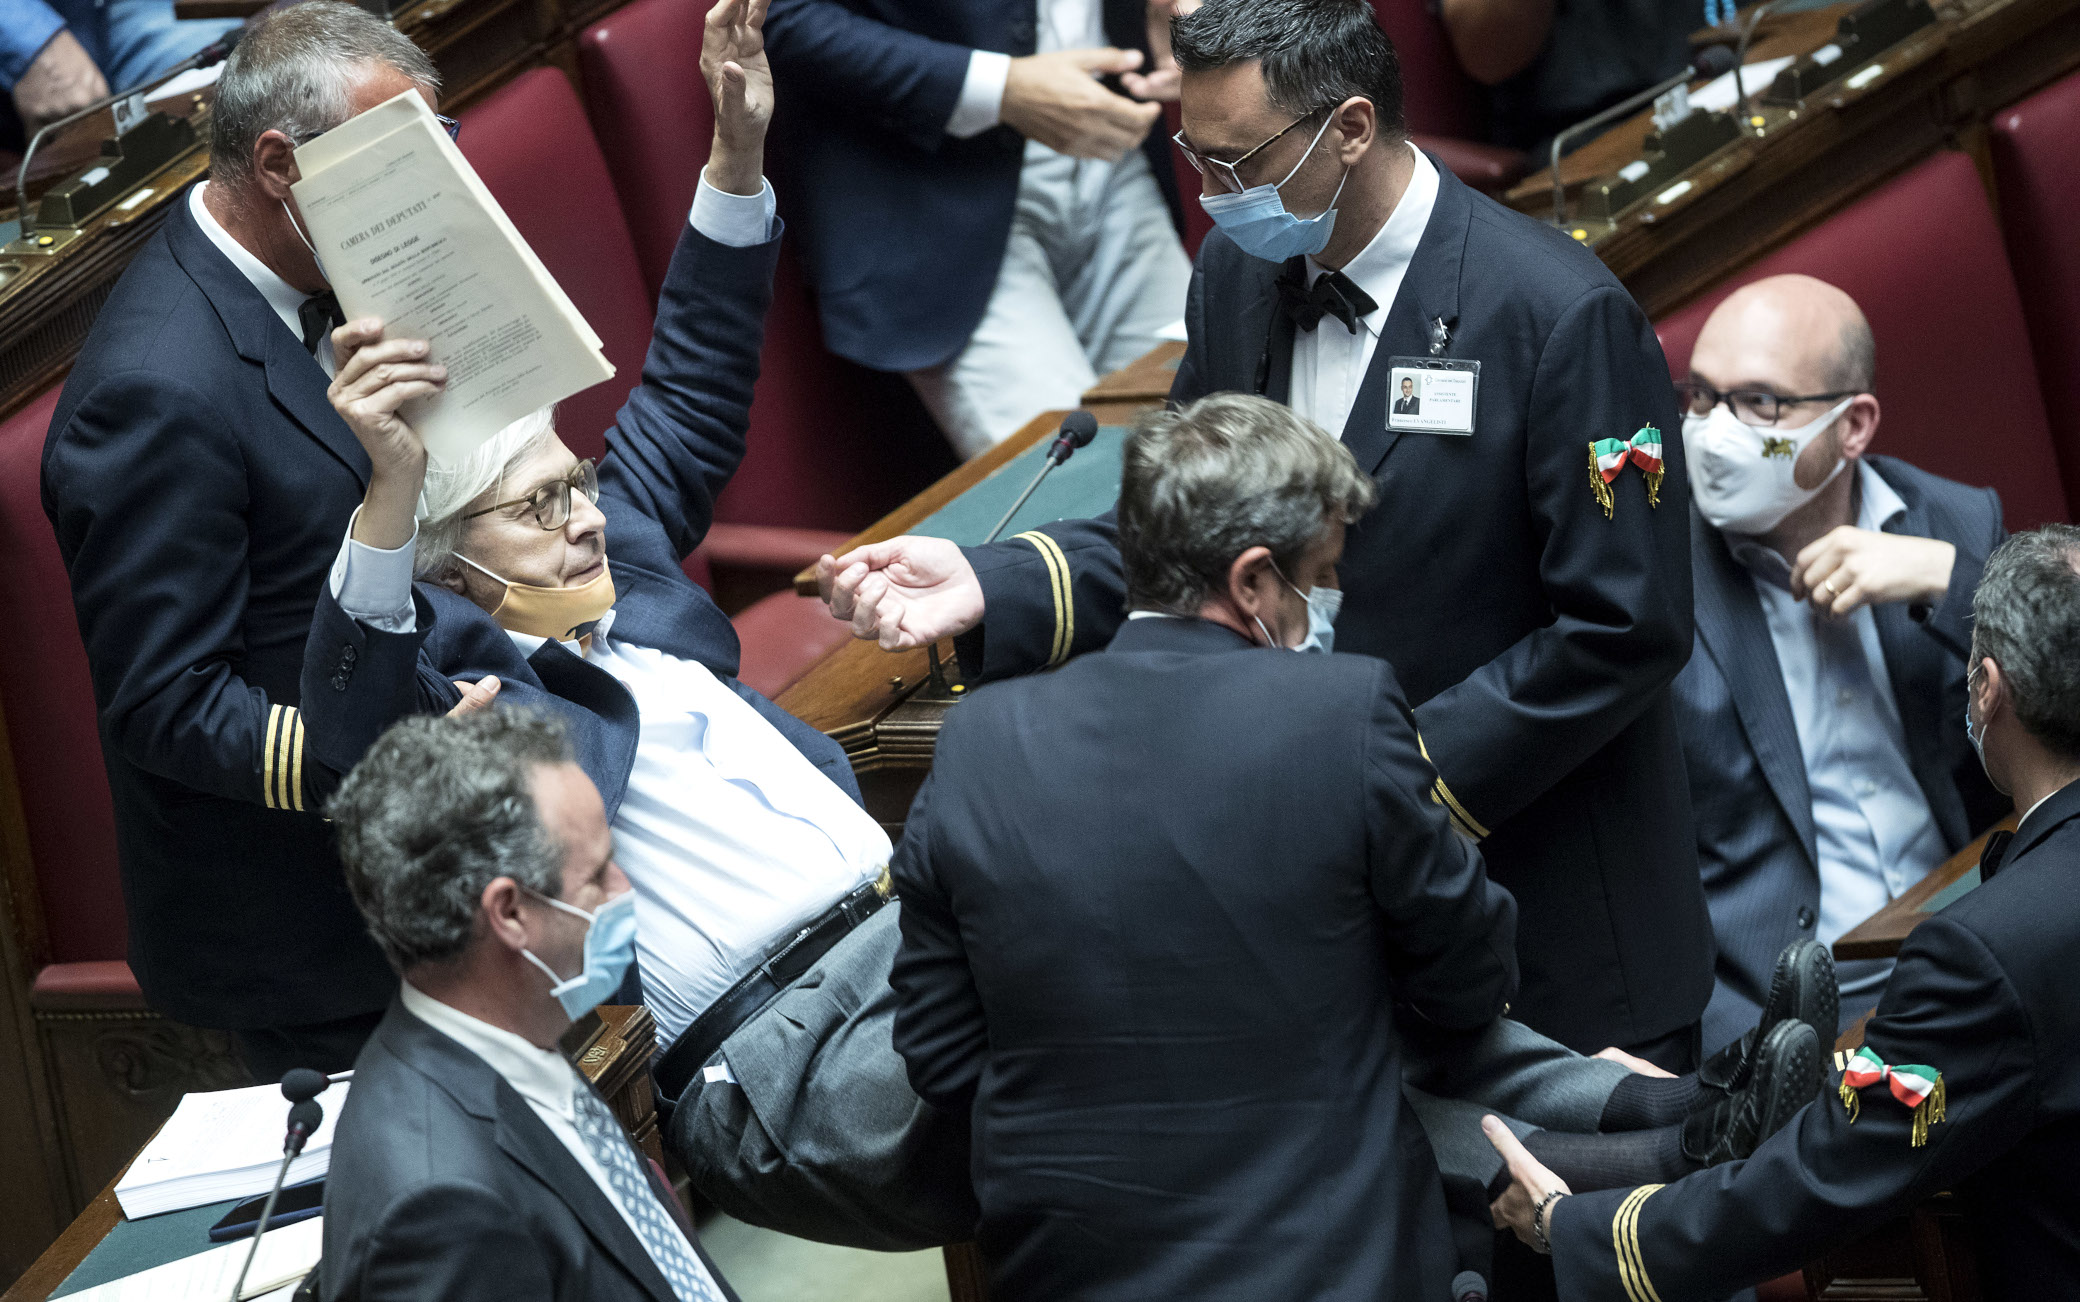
1548, 43, 1737, 226
228, 1070, 331, 1302
983, 410, 1100, 545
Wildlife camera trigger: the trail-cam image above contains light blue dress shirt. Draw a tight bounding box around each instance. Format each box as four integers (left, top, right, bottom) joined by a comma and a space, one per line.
1727, 461, 1947, 1005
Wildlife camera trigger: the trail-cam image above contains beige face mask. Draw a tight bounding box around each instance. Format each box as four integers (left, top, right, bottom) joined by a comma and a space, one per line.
457, 554, 616, 642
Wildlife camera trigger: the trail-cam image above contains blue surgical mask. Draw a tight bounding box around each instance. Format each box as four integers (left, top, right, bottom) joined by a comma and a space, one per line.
1254, 563, 1342, 653
1199, 114, 1348, 263
520, 888, 637, 1020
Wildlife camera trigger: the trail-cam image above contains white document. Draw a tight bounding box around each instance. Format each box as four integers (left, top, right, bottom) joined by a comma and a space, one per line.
114, 1081, 348, 1219
290, 89, 613, 462
62, 1216, 322, 1302
1689, 56, 1797, 114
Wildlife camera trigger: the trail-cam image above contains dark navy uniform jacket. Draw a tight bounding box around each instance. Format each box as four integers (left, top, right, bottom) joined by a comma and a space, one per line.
761, 0, 1180, 372
1552, 777, 2080, 1301
43, 192, 392, 1030
890, 615, 1519, 1302
296, 225, 861, 822
1679, 455, 2009, 1051
953, 159, 1711, 1055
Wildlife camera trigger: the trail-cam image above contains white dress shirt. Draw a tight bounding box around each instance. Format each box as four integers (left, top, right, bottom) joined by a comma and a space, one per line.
947, 0, 1107, 138
1289, 144, 1438, 439
190, 181, 340, 380
1727, 461, 1947, 1004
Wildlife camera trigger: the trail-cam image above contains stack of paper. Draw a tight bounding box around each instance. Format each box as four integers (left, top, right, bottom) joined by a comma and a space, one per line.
65, 1216, 323, 1301
114, 1081, 349, 1219
289, 88, 614, 462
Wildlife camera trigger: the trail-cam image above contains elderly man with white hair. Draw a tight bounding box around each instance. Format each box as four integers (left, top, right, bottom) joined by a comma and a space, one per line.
298, 0, 976, 1253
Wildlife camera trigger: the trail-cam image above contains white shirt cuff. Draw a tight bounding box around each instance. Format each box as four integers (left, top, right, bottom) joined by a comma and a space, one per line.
331, 508, 419, 635
689, 173, 777, 248
946, 50, 1011, 138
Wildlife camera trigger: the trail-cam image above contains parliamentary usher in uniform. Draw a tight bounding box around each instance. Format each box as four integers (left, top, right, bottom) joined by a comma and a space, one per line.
42, 192, 392, 1033
955, 159, 1712, 1055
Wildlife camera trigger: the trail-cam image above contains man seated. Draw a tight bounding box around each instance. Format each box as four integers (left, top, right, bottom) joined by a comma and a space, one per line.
300, 0, 968, 1250
885, 393, 1819, 1299
1490, 525, 2080, 1301
323, 709, 741, 1302
1674, 274, 2008, 1054
3, 0, 238, 136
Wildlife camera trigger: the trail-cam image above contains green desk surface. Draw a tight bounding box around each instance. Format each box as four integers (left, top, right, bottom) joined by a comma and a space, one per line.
912, 425, 1125, 545
49, 1198, 241, 1298
1921, 865, 1981, 914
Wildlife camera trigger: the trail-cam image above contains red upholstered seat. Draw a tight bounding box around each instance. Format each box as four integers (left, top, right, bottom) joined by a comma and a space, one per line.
0, 386, 130, 981
1991, 70, 2080, 515
1654, 150, 2070, 532
456, 67, 658, 463
730, 590, 853, 699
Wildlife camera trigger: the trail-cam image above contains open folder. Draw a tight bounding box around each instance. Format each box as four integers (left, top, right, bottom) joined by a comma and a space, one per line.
290, 89, 614, 462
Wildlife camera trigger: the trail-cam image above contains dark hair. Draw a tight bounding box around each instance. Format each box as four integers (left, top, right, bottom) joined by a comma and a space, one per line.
1971, 524, 2080, 761
328, 708, 573, 972
1172, 0, 1407, 137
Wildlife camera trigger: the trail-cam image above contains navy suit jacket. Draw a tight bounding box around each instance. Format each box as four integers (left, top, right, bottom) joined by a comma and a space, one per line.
1681, 456, 2009, 1051
952, 161, 1712, 1055
762, 0, 1180, 372
1552, 778, 2080, 1301
323, 1001, 742, 1302
299, 224, 860, 826
891, 615, 1518, 1302
42, 190, 393, 1029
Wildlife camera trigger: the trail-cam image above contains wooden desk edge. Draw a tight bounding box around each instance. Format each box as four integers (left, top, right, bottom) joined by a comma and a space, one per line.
1832, 816, 2015, 961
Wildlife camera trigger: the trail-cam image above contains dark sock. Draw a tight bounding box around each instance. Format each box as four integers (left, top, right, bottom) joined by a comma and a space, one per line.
1598, 1071, 1701, 1131
1520, 1125, 1697, 1193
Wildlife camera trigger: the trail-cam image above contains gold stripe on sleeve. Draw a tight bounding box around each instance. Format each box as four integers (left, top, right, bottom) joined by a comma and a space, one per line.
1612, 1184, 1666, 1302
289, 709, 306, 813
1012, 531, 1074, 667
1415, 731, 1491, 840
261, 704, 282, 811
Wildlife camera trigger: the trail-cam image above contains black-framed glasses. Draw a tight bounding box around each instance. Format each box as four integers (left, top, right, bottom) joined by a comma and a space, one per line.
1172, 103, 1336, 194
464, 459, 599, 530
1675, 380, 1864, 426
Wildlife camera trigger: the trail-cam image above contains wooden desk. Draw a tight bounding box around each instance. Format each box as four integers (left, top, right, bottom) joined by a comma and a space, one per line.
1833, 817, 2015, 962
1, 1005, 657, 1302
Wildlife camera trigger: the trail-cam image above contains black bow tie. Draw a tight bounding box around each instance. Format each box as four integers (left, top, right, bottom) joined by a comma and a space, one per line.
1277, 269, 1377, 334
1978, 828, 2015, 881
298, 291, 345, 358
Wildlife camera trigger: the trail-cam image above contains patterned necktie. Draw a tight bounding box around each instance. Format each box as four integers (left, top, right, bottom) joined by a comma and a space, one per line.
298, 291, 344, 358
570, 1084, 722, 1301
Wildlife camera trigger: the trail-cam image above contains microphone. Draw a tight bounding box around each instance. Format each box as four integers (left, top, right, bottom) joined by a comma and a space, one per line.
1452, 1271, 1490, 1302
228, 1070, 330, 1302
983, 411, 1100, 545
1549, 44, 1736, 226
1732, 0, 1787, 123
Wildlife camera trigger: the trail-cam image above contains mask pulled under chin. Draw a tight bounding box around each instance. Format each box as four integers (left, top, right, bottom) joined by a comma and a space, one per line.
1685, 397, 1854, 535
460, 555, 616, 642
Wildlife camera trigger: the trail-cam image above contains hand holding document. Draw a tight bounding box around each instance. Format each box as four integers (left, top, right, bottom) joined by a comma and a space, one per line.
290, 90, 613, 463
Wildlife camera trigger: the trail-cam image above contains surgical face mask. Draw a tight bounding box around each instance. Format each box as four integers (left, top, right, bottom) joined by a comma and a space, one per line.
1198, 114, 1348, 263
519, 888, 637, 1021
458, 554, 615, 642
1253, 563, 1342, 653
282, 200, 329, 281
1684, 397, 1854, 535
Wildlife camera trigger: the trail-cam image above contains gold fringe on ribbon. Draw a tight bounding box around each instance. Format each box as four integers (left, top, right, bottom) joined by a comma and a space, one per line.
1911, 1075, 1947, 1148
1645, 467, 1663, 508
1589, 447, 1615, 519
1839, 1076, 1861, 1124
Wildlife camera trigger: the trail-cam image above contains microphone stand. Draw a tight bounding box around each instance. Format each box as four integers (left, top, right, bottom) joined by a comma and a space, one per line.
227, 1145, 302, 1302
1549, 70, 1697, 226
229, 1072, 328, 1302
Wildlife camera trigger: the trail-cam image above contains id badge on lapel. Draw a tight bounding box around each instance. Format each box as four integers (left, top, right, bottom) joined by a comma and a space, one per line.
1386, 357, 1478, 436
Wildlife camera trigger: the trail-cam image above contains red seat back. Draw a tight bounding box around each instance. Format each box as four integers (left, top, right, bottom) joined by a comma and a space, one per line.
1372, 0, 1484, 140
1654, 151, 2070, 532
0, 387, 126, 964
457, 67, 657, 464
1991, 70, 2080, 515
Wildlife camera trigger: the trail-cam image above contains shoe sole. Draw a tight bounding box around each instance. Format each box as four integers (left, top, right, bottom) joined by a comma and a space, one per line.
1784, 940, 1841, 1048
1747, 1020, 1821, 1155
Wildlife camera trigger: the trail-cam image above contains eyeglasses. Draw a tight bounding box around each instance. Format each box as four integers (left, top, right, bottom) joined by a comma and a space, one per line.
1675, 380, 1864, 426
463, 459, 599, 530
1172, 104, 1336, 195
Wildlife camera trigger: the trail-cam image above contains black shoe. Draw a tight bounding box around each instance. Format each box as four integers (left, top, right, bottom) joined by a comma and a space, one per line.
1682, 1019, 1820, 1166
1698, 939, 1839, 1095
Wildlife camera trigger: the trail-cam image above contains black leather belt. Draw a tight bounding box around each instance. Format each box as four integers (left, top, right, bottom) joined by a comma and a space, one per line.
654, 878, 888, 1101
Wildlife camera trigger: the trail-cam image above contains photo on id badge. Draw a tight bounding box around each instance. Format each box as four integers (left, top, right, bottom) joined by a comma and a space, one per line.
1387, 359, 1477, 435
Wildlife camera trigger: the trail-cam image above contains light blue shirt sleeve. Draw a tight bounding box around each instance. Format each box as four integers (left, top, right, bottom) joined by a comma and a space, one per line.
330, 509, 418, 635
688, 171, 777, 248
1, 0, 70, 90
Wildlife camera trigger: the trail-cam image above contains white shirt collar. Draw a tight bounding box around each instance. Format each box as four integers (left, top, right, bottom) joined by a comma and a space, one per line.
1304, 143, 1438, 337
1854, 458, 1907, 532
188, 182, 318, 352
399, 979, 581, 1117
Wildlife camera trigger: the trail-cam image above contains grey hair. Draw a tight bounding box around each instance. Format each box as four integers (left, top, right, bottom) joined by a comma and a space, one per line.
414, 406, 559, 581
211, 1, 440, 193
1970, 524, 2080, 761
1172, 0, 1407, 137
1119, 393, 1377, 615
328, 708, 574, 973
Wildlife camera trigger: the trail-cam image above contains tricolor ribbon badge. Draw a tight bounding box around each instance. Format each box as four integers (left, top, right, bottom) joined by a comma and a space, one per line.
1587, 425, 1665, 519
1839, 1047, 1947, 1147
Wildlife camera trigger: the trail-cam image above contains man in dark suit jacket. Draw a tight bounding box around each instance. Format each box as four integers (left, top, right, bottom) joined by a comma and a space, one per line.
39, 2, 442, 1080
891, 393, 1520, 1301
323, 710, 741, 1302
1490, 525, 2080, 1301
824, 0, 1712, 1068
1672, 276, 2008, 1056
1395, 375, 1420, 413
762, 0, 1188, 454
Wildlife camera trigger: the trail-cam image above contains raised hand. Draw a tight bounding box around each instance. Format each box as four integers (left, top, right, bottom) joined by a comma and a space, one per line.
326, 318, 444, 551
701, 0, 774, 195
816, 537, 987, 651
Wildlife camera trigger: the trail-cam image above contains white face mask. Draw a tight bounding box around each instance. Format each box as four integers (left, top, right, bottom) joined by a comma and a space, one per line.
1684, 396, 1854, 535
